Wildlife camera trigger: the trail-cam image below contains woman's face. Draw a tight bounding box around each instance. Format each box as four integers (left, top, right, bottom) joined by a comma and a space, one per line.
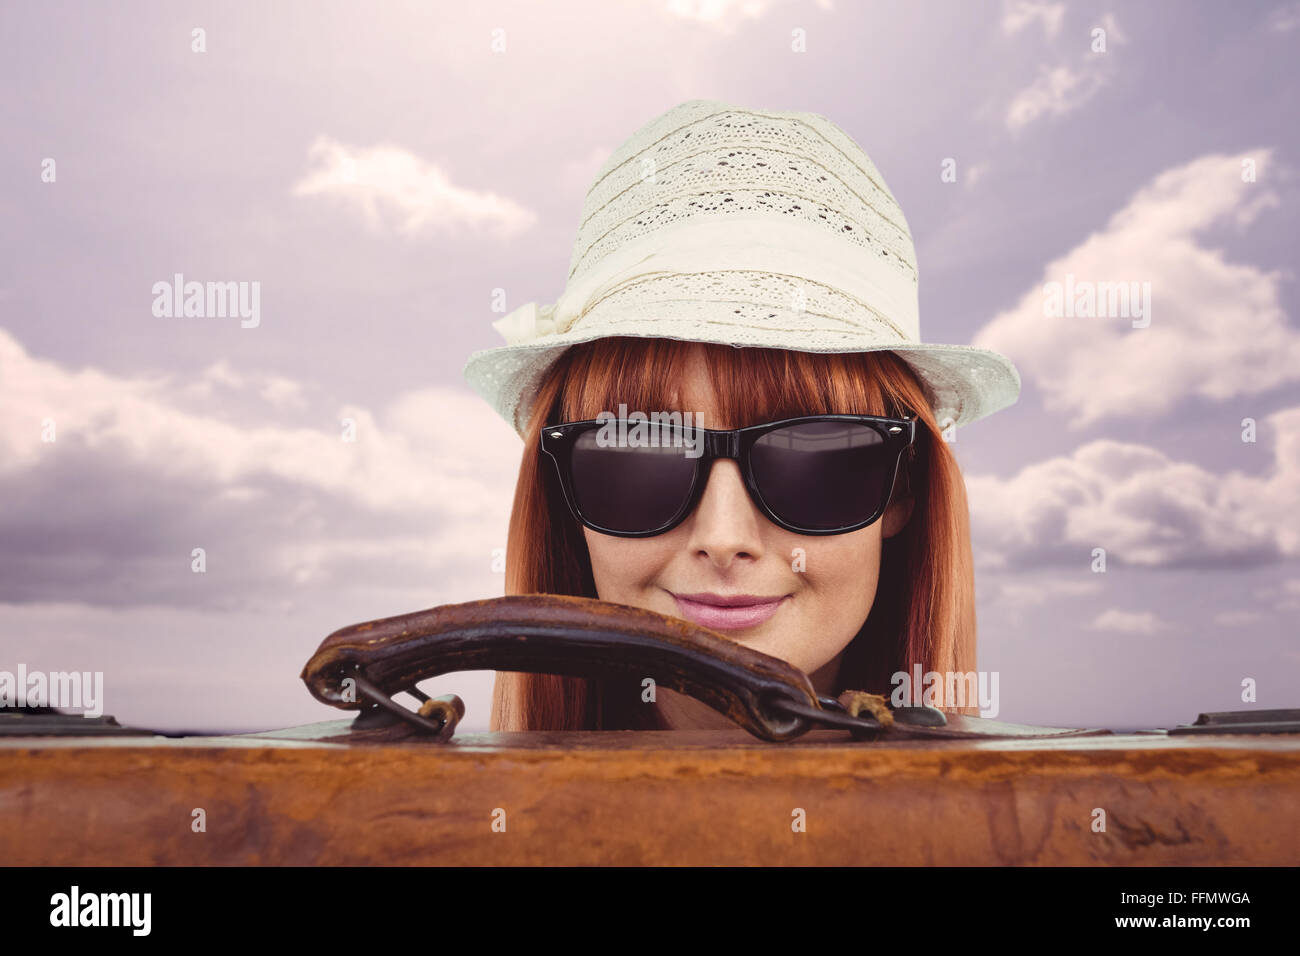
581, 346, 913, 729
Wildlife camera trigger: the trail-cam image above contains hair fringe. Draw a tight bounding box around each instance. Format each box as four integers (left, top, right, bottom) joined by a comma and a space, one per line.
490, 338, 979, 730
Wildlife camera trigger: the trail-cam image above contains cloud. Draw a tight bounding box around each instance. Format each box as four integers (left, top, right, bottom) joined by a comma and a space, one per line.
973, 149, 1296, 428
1002, 11, 1127, 132
0, 326, 521, 608
291, 136, 538, 239
662, 0, 834, 31
1097, 11, 1128, 45
967, 405, 1300, 570
1090, 608, 1166, 633
1249, 578, 1300, 612
1001, 1, 1066, 39
993, 576, 1104, 607
258, 375, 308, 410
1005, 64, 1107, 132
1267, 2, 1300, 32
177, 360, 308, 409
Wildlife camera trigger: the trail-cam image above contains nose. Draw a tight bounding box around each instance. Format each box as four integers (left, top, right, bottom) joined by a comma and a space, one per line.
682, 458, 766, 567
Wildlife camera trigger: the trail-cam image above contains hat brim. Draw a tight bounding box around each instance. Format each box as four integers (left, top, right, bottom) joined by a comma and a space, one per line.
463, 323, 1020, 438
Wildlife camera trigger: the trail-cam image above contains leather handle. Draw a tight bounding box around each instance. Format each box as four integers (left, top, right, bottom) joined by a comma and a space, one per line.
301, 593, 826, 741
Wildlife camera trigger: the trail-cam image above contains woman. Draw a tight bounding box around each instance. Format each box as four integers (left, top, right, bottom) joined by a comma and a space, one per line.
463, 99, 1021, 731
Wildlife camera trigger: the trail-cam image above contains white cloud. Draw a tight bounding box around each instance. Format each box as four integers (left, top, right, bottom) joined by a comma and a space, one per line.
1250, 578, 1300, 612
291, 136, 537, 239
1005, 64, 1106, 131
197, 359, 244, 390
967, 405, 1300, 569
0, 325, 519, 513
1002, 12, 1127, 131
1267, 2, 1300, 32
0, 326, 522, 607
1097, 11, 1128, 45
1090, 608, 1166, 633
662, 0, 833, 30
973, 149, 1296, 429
178, 360, 309, 409
994, 576, 1103, 607
1001, 1, 1066, 38
258, 375, 308, 410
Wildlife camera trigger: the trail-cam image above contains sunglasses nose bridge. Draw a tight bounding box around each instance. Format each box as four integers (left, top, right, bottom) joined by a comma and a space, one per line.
702, 429, 739, 460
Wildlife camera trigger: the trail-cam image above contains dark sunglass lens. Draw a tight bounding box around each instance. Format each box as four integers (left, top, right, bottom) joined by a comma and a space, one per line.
569, 426, 698, 533
750, 421, 894, 531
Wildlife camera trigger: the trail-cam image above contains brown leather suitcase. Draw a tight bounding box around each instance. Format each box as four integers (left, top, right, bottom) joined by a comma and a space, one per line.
4, 595, 1298, 866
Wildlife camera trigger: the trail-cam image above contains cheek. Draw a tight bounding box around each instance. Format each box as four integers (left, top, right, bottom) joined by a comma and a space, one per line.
794, 529, 883, 629
799, 527, 880, 591
583, 530, 673, 602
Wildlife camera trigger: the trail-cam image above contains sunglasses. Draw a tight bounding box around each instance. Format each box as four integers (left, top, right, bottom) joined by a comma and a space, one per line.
540, 413, 917, 537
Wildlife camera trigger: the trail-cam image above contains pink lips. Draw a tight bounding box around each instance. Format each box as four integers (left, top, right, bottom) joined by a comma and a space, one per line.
671, 592, 788, 630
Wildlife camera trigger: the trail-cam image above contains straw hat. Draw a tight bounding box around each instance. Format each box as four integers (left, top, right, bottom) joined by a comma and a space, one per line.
463, 98, 1020, 436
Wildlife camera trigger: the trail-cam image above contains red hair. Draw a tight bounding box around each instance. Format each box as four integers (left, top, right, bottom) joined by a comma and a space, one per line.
490, 337, 978, 730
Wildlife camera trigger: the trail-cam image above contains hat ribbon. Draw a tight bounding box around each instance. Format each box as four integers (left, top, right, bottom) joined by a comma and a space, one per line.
490, 301, 573, 346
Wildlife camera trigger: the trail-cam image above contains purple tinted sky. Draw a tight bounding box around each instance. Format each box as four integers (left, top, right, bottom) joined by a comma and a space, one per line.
1, 0, 1298, 732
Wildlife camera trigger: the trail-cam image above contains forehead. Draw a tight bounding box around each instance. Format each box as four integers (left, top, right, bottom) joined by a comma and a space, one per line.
666, 347, 728, 427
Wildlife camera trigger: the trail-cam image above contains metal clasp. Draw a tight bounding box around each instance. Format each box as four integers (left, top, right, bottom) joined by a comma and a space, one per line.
350, 673, 464, 741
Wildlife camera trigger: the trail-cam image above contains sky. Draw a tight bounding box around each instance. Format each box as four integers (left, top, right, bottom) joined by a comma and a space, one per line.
1, 0, 1297, 733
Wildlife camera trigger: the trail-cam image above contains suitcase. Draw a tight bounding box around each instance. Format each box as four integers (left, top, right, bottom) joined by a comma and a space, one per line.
3, 595, 1299, 866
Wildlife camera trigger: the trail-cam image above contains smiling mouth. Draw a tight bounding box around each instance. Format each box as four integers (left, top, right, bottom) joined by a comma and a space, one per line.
670, 592, 789, 631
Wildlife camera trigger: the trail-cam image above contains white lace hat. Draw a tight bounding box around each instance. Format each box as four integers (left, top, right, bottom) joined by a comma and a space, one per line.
463, 99, 1020, 436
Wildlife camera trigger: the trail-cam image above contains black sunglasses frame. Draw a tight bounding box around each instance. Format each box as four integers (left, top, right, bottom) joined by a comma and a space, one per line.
539, 413, 918, 538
